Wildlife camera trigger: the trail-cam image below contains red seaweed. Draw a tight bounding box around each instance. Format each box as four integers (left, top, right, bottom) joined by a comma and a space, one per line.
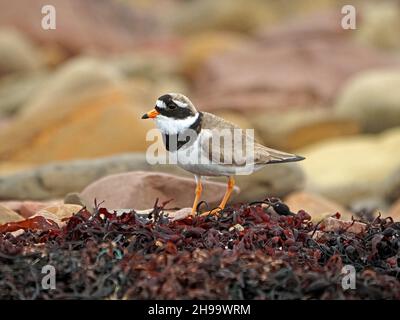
0, 198, 399, 299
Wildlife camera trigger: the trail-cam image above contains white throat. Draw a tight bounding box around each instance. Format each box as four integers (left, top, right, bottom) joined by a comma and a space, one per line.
154, 113, 199, 135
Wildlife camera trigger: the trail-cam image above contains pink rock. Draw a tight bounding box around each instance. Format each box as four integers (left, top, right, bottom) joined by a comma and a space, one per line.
0, 200, 63, 218
80, 171, 240, 211
19, 201, 52, 218
321, 217, 367, 235
0, 0, 168, 55
0, 201, 22, 212
0, 117, 12, 131
193, 10, 400, 113
285, 191, 353, 221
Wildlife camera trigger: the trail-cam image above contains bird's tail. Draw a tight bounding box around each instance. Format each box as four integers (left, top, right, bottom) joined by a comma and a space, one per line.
263, 146, 305, 164
268, 154, 305, 164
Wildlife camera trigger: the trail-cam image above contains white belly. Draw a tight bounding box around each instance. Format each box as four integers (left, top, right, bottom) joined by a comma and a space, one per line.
169, 131, 263, 176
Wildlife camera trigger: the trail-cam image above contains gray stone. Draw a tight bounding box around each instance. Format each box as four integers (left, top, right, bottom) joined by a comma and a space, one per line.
0, 153, 162, 200
0, 72, 48, 116
0, 152, 304, 202
0, 204, 24, 224
0, 28, 44, 76
356, 2, 400, 50
299, 127, 400, 206
335, 70, 400, 133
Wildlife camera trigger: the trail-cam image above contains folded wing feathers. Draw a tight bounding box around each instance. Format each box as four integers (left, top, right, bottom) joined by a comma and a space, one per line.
201, 112, 305, 165
255, 144, 305, 164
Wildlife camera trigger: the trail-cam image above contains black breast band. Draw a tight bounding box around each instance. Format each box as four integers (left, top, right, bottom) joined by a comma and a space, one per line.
163, 112, 203, 151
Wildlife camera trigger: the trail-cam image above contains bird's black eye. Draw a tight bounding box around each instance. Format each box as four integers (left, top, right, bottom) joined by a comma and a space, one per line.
168, 103, 177, 110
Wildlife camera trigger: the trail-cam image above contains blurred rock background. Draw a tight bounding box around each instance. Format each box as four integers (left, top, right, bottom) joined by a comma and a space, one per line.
0, 0, 400, 222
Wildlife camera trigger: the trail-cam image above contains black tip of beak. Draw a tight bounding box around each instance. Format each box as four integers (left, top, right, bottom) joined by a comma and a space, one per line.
141, 114, 149, 119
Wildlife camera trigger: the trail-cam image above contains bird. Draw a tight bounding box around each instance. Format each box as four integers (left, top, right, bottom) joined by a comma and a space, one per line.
142, 93, 305, 217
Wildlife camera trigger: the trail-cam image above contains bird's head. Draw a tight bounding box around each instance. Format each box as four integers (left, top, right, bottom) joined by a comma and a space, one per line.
142, 93, 200, 135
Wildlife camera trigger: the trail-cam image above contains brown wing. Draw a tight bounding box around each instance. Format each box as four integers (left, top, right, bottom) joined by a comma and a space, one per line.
200, 112, 243, 131
253, 143, 305, 164
200, 112, 304, 166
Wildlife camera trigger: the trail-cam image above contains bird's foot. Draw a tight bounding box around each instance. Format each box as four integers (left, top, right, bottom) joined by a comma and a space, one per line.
199, 207, 222, 217
167, 207, 222, 221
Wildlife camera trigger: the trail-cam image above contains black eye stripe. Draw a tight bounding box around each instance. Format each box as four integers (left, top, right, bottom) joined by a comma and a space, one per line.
155, 94, 194, 119
156, 105, 194, 119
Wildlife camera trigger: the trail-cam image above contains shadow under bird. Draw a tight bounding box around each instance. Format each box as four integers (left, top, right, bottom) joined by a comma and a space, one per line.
142, 93, 305, 216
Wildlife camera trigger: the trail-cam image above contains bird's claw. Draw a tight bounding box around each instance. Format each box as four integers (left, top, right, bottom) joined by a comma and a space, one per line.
199, 207, 222, 217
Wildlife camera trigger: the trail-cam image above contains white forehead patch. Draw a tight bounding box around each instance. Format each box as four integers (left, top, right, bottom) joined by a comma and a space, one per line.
172, 99, 188, 108
156, 100, 166, 109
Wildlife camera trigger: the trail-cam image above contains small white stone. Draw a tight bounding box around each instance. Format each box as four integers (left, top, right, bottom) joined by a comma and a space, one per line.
229, 223, 244, 232
167, 207, 192, 221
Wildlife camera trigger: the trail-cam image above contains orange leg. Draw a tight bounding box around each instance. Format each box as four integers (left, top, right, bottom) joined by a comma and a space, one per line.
201, 176, 235, 216
191, 175, 202, 216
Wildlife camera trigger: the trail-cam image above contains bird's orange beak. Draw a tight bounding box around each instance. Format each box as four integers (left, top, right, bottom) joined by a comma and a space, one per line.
141, 108, 160, 119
